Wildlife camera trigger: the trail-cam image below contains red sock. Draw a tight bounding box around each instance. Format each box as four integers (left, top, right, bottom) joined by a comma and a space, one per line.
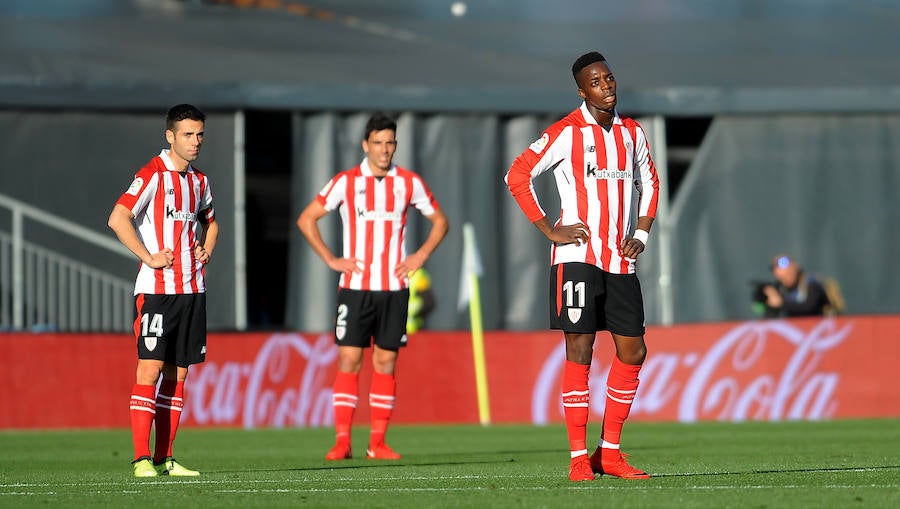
332, 371, 359, 446
562, 360, 591, 454
153, 380, 184, 463
602, 356, 642, 446
130, 384, 157, 461
369, 372, 396, 447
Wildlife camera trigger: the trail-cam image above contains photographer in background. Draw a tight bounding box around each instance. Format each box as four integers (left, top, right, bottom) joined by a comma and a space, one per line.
759, 254, 833, 318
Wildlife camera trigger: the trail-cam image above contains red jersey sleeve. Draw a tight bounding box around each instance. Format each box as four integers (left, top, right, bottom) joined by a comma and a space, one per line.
505, 122, 571, 223
116, 165, 160, 217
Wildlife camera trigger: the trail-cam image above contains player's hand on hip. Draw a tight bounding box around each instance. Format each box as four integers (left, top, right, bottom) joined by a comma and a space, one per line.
329, 257, 364, 275
395, 252, 425, 279
620, 236, 645, 259
549, 223, 590, 246
193, 240, 210, 264
148, 248, 174, 269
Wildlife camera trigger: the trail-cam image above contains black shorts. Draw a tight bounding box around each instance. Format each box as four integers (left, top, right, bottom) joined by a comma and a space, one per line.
134, 293, 207, 367
334, 288, 410, 350
548, 262, 645, 336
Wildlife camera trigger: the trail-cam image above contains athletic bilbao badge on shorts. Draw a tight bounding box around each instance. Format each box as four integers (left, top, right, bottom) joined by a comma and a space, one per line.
567, 308, 583, 324
143, 336, 158, 351
335, 326, 346, 341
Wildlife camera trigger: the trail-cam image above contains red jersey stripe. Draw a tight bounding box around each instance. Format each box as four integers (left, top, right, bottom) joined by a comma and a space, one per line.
613, 125, 629, 274
572, 127, 597, 266
593, 125, 610, 269
153, 172, 167, 293
381, 176, 395, 290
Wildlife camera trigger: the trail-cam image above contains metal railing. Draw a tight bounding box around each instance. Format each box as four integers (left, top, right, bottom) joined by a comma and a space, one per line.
0, 194, 135, 332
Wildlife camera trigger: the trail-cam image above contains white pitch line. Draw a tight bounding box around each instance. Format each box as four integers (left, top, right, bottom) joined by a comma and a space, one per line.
2, 483, 898, 497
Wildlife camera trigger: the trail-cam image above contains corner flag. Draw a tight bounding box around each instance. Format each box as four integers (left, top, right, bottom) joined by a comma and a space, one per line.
458, 223, 490, 425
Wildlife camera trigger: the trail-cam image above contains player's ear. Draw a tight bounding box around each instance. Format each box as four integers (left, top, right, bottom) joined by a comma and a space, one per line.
165, 129, 175, 145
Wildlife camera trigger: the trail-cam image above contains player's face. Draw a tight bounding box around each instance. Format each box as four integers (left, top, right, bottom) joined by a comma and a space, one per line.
166, 119, 204, 170
576, 61, 617, 113
362, 129, 397, 175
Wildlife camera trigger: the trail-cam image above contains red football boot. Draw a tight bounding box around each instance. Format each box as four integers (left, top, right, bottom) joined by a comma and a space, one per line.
365, 443, 401, 460
325, 442, 352, 461
568, 454, 595, 482
591, 447, 650, 479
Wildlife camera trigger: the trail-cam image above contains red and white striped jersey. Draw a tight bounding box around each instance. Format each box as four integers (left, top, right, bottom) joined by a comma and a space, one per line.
505, 103, 659, 274
317, 158, 438, 291
116, 150, 216, 295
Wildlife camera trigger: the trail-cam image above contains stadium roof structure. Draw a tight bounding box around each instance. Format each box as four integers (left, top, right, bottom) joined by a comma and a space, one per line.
1, 0, 899, 114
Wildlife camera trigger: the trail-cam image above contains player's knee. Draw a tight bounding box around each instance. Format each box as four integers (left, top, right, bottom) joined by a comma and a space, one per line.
135, 361, 164, 385
620, 344, 647, 365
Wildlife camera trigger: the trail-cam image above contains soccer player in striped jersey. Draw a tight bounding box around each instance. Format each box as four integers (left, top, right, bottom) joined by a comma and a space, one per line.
297, 113, 449, 461
108, 104, 218, 478
505, 52, 659, 481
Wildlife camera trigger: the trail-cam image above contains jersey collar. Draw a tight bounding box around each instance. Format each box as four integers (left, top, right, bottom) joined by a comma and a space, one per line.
159, 149, 193, 173
360, 157, 396, 177
579, 102, 622, 126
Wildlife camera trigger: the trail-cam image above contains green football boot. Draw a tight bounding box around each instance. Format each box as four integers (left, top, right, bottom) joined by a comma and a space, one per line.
155, 457, 200, 476
132, 457, 158, 478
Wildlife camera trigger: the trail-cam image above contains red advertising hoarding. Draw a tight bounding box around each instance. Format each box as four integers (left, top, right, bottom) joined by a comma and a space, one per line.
2, 316, 897, 429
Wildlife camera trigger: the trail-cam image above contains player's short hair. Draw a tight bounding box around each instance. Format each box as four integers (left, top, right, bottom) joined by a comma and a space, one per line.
364, 113, 397, 141
166, 104, 206, 131
572, 52, 607, 80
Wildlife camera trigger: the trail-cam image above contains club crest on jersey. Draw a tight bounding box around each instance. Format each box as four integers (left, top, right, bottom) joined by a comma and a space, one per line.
144, 336, 158, 351
567, 308, 582, 324
335, 326, 346, 341
529, 133, 550, 154
126, 177, 144, 196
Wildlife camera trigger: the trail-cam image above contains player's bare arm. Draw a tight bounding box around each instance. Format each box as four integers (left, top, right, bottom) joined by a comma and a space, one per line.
620, 216, 654, 259
194, 219, 218, 264
297, 200, 362, 274
533, 217, 590, 246
107, 203, 174, 268
394, 207, 449, 277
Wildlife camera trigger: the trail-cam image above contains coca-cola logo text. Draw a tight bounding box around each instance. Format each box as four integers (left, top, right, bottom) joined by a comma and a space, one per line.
183, 333, 337, 428
532, 319, 853, 423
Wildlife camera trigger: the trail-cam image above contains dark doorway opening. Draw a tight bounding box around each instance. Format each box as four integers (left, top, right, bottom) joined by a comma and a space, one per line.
244, 110, 292, 329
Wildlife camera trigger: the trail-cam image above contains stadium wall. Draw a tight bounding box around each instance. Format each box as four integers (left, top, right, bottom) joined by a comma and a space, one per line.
2, 316, 897, 429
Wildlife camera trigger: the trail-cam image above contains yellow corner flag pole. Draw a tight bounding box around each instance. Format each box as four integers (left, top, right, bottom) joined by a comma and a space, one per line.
460, 223, 490, 425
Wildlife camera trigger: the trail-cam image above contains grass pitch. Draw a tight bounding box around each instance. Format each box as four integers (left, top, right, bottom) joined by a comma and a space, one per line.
1, 420, 898, 508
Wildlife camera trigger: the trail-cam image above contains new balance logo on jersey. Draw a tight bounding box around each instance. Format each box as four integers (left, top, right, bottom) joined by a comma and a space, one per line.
355, 207, 403, 221
585, 145, 596, 153
166, 188, 175, 195
166, 205, 197, 222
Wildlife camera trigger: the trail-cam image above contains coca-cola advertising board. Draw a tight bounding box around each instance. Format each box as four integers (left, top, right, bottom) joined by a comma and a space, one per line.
2, 316, 897, 429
